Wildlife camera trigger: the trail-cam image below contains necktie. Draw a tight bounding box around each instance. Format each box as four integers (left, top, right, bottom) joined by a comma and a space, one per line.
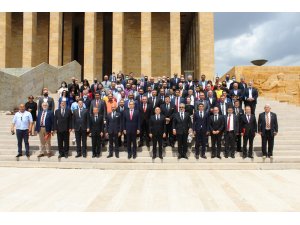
130, 110, 133, 120
200, 111, 202, 119
167, 104, 169, 111
62, 109, 65, 117
247, 115, 250, 123
79, 108, 81, 118
181, 113, 184, 120
266, 113, 270, 129
227, 114, 231, 131
40, 111, 45, 126
214, 114, 217, 122
143, 104, 146, 112
95, 116, 97, 122
156, 115, 158, 120
112, 112, 114, 119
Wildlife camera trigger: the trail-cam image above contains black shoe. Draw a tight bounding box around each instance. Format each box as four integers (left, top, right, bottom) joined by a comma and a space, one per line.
128, 155, 132, 159
138, 143, 143, 147
177, 155, 181, 159
58, 154, 63, 159
211, 155, 216, 158
201, 155, 207, 159
25, 153, 30, 157
225, 155, 228, 158
92, 154, 96, 158
243, 156, 247, 159
75, 154, 82, 158
195, 155, 199, 159
171, 144, 175, 148
217, 155, 222, 159
183, 155, 188, 159
133, 155, 137, 159
231, 155, 235, 158
115, 153, 119, 158
152, 155, 156, 159
248, 156, 254, 159
16, 153, 22, 158
107, 154, 113, 158
163, 144, 167, 148
37, 154, 44, 158
237, 149, 242, 152
83, 155, 87, 158
159, 156, 163, 159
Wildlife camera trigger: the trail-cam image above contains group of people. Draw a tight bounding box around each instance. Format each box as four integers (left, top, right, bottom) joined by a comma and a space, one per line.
11, 72, 278, 160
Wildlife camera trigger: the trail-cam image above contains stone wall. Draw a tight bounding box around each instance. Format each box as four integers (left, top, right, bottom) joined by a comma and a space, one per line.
0, 61, 81, 111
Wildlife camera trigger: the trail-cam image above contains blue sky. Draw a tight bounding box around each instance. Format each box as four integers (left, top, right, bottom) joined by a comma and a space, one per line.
214, 12, 300, 76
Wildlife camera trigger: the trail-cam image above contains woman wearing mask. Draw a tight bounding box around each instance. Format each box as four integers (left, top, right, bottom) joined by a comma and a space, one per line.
25, 95, 37, 136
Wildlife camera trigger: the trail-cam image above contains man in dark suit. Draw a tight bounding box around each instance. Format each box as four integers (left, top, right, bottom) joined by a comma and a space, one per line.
90, 91, 107, 117
209, 107, 225, 159
217, 95, 232, 116
170, 73, 180, 88
38, 88, 55, 112
244, 81, 258, 114
53, 101, 72, 158
171, 89, 185, 112
106, 104, 122, 158
233, 100, 244, 152
123, 101, 140, 159
224, 107, 239, 158
206, 90, 217, 115
193, 103, 209, 159
172, 103, 192, 159
240, 106, 257, 158
149, 107, 166, 159
72, 99, 90, 158
160, 96, 176, 147
90, 107, 104, 158
116, 99, 126, 147
229, 82, 243, 105
148, 90, 161, 112
139, 96, 152, 147
258, 104, 278, 159
194, 91, 209, 114
36, 102, 54, 158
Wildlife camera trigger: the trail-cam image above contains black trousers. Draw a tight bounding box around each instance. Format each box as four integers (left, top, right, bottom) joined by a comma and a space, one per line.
235, 134, 242, 151
243, 133, 255, 157
225, 131, 236, 157
164, 122, 174, 146
16, 129, 29, 155
140, 120, 149, 145
195, 130, 207, 156
109, 133, 119, 155
127, 132, 137, 157
261, 130, 274, 157
57, 131, 70, 156
75, 128, 87, 155
211, 133, 222, 157
177, 133, 188, 157
91, 133, 101, 155
245, 102, 256, 115
152, 134, 163, 157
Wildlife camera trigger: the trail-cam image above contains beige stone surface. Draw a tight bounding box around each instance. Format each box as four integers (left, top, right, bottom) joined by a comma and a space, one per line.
170, 12, 181, 75
0, 167, 299, 211
112, 12, 124, 73
0, 12, 11, 68
49, 12, 63, 66
22, 12, 37, 67
63, 13, 73, 65
141, 12, 152, 76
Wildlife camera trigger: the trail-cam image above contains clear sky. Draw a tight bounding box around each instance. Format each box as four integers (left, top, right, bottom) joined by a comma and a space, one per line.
214, 12, 300, 76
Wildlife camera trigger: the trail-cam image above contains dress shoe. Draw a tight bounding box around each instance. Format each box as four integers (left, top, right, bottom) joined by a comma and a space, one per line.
16, 153, 22, 158
97, 154, 101, 158
92, 154, 96, 158
47, 153, 54, 158
152, 156, 156, 159
248, 156, 254, 159
133, 155, 137, 159
159, 156, 163, 159
58, 154, 63, 159
25, 153, 30, 158
201, 155, 207, 159
195, 155, 199, 159
231, 155, 235, 158
237, 149, 242, 152
183, 155, 188, 159
115, 153, 119, 158
170, 144, 175, 148
217, 155, 222, 159
107, 154, 113, 158
211, 155, 216, 159
83, 155, 87, 158
163, 144, 167, 148
128, 155, 132, 159
75, 154, 82, 158
138, 143, 143, 147
177, 156, 181, 159
37, 154, 44, 158
225, 156, 228, 158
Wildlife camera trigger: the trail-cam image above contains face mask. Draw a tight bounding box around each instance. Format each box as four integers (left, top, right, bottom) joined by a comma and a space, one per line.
94, 80, 97, 83
226, 77, 229, 81
232, 78, 236, 81
44, 93, 48, 97
145, 78, 148, 81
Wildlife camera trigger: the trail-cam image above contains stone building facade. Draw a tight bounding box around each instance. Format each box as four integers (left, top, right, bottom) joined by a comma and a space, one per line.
0, 12, 214, 82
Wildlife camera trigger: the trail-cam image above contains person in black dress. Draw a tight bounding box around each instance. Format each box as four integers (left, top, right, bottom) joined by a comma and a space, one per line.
25, 95, 37, 136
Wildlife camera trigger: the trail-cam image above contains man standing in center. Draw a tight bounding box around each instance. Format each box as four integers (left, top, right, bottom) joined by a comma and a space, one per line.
123, 101, 140, 159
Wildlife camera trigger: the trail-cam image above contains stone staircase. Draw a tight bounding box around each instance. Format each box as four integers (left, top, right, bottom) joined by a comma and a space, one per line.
0, 96, 300, 170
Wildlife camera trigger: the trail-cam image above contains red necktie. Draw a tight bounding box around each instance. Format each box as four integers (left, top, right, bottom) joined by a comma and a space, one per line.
130, 110, 133, 120
143, 104, 146, 112
40, 111, 45, 126
227, 114, 231, 131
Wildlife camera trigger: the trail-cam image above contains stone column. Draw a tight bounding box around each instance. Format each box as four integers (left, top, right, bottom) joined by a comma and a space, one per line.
49, 12, 63, 66
170, 12, 181, 75
0, 13, 11, 68
23, 12, 37, 67
197, 12, 214, 80
141, 12, 151, 76
63, 13, 73, 65
112, 12, 124, 73
84, 12, 97, 82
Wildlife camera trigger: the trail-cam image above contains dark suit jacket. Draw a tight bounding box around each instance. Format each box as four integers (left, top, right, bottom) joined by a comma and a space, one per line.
90, 99, 107, 117
258, 112, 278, 135
89, 114, 104, 135
53, 108, 72, 132
139, 103, 153, 122
224, 114, 240, 135
123, 109, 140, 134
160, 103, 175, 119
106, 112, 122, 134
229, 89, 243, 102
149, 114, 166, 135
148, 96, 162, 110
172, 112, 192, 135
240, 114, 257, 136
209, 114, 225, 133
244, 88, 258, 104
35, 110, 54, 133
193, 111, 209, 133
38, 97, 55, 112
72, 108, 90, 131
171, 96, 186, 112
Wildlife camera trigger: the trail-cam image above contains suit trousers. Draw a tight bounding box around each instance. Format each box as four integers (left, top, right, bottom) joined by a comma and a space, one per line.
16, 129, 29, 155
109, 133, 119, 155
127, 132, 137, 157
177, 133, 188, 157
211, 133, 222, 157
38, 127, 52, 155
225, 131, 236, 157
235, 134, 242, 151
243, 134, 255, 157
91, 133, 101, 155
261, 130, 274, 157
75, 128, 87, 155
152, 134, 163, 157
195, 130, 207, 156
57, 131, 70, 156
140, 120, 150, 144
164, 122, 174, 145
